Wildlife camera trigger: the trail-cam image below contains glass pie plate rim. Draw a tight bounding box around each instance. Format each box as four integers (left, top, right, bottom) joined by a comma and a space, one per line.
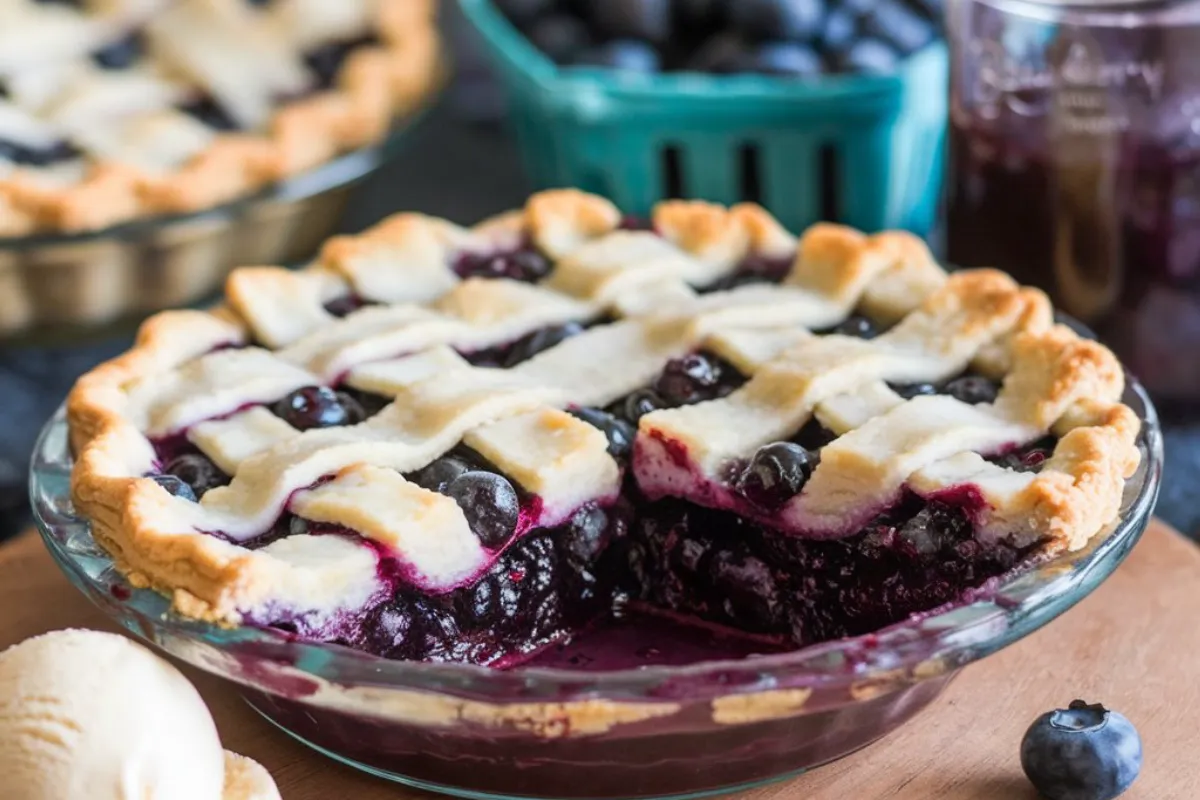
29, 374, 1161, 702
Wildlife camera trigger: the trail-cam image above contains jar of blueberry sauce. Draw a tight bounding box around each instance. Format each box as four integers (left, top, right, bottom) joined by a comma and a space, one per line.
945, 0, 1200, 409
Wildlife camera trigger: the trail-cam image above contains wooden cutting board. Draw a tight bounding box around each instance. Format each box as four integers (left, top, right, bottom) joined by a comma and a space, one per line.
2, 522, 1196, 799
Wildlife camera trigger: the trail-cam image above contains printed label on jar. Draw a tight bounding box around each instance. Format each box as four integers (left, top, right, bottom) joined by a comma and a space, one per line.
968, 27, 1165, 136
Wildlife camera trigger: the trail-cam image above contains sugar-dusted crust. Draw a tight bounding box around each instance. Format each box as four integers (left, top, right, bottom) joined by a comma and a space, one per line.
0, 0, 443, 236
66, 190, 1143, 633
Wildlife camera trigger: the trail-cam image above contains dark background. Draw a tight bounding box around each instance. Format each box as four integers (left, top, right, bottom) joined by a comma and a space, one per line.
1, 7, 1194, 539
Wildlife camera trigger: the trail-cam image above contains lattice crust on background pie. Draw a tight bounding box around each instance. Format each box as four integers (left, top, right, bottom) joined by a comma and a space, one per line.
0, 0, 439, 234
67, 189, 1142, 629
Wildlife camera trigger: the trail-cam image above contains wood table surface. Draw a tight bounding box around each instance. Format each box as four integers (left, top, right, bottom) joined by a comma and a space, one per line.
1, 521, 1196, 799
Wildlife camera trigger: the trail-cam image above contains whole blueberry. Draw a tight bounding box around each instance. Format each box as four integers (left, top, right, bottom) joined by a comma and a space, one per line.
412, 456, 473, 494
446, 471, 521, 549
944, 375, 1000, 405
709, 550, 781, 629
569, 407, 636, 459
686, 32, 748, 74
654, 352, 727, 406
829, 314, 878, 339
150, 474, 197, 502
564, 505, 611, 567
588, 0, 672, 44
738, 41, 822, 78
575, 39, 661, 73
164, 453, 228, 498
178, 95, 239, 131
363, 602, 413, 656
273, 386, 365, 430
92, 32, 143, 70
620, 388, 666, 423
525, 13, 592, 65
861, 0, 937, 56
730, 0, 825, 42
1021, 701, 1142, 800
735, 442, 815, 509
838, 38, 900, 75
675, 0, 725, 29
816, 7, 857, 58
495, 0, 555, 24
502, 322, 585, 367
891, 382, 939, 399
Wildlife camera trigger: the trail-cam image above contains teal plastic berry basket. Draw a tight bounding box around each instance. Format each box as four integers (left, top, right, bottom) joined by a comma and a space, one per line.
460, 0, 948, 236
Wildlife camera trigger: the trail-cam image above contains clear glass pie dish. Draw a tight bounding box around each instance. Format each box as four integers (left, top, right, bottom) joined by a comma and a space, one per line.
31, 371, 1161, 800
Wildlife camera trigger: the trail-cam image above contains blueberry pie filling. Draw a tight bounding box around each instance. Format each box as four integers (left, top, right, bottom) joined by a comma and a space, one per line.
70, 191, 1142, 670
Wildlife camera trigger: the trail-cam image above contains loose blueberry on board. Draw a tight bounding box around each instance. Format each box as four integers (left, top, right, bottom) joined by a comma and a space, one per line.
838, 38, 901, 75
654, 352, 727, 405
502, 321, 586, 367
829, 314, 879, 339
273, 386, 366, 430
446, 471, 521, 549
525, 13, 593, 64
569, 407, 636, 459
164, 453, 228, 498
735, 442, 815, 509
620, 388, 667, 423
944, 375, 1000, 405
575, 39, 662, 72
588, 0, 672, 44
1021, 700, 1142, 800
739, 42, 823, 78
412, 456, 473, 494
729, 0, 825, 42
150, 474, 198, 502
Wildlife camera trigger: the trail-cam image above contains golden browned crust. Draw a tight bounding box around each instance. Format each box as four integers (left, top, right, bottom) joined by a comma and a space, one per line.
1, 0, 443, 235
65, 190, 1144, 630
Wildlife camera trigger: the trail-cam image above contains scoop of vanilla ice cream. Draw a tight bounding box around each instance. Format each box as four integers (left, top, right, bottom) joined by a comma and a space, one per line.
0, 630, 271, 800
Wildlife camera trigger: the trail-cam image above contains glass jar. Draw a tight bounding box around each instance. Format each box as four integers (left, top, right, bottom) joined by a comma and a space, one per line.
945, 0, 1200, 406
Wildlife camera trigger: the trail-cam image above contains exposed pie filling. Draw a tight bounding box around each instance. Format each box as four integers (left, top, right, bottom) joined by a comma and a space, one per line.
69, 191, 1142, 670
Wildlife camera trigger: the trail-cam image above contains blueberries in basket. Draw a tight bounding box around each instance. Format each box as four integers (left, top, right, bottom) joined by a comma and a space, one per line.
494, 0, 943, 76
861, 0, 937, 56
837, 39, 901, 75
730, 0, 825, 43
687, 33, 747, 73
1020, 700, 1142, 800
816, 7, 857, 58
526, 13, 593, 63
496, 0, 556, 24
588, 0, 672, 44
740, 42, 823, 78
575, 40, 661, 73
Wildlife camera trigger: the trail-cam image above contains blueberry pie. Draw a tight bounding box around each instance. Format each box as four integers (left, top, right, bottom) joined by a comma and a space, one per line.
67, 190, 1141, 667
0, 0, 438, 235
